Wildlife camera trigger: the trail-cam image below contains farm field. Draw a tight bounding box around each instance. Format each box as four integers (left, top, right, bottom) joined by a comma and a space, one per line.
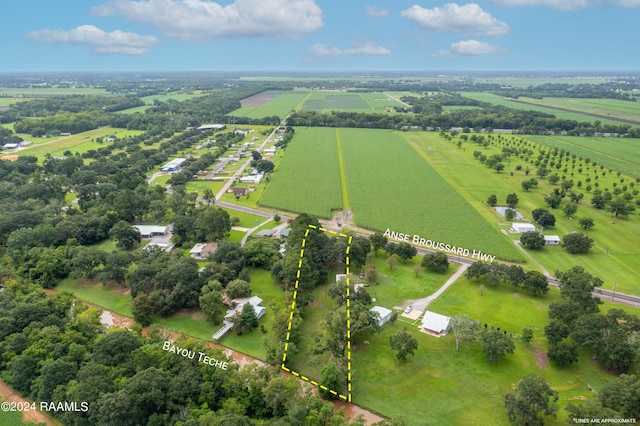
259, 127, 342, 218
406, 131, 640, 295
300, 91, 403, 113
338, 128, 523, 261
9, 127, 144, 160
460, 92, 624, 126
0, 86, 108, 96
527, 134, 640, 178
117, 92, 207, 114
228, 90, 310, 119
516, 97, 640, 123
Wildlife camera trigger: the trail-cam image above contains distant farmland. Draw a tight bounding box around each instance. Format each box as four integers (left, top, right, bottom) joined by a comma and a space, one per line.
527, 134, 640, 178
261, 127, 523, 261
259, 127, 342, 218
228, 90, 310, 119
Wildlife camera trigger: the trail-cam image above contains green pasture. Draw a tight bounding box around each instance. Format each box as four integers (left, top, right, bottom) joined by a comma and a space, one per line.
259, 127, 342, 218
367, 255, 457, 309
472, 76, 613, 87
527, 134, 640, 178
228, 90, 310, 119
0, 86, 108, 96
184, 180, 226, 197
0, 97, 29, 108
405, 131, 640, 295
338, 128, 522, 261
116, 92, 206, 114
227, 229, 246, 243
57, 277, 133, 317
460, 92, 623, 126
221, 208, 265, 228
354, 276, 640, 425
0, 402, 33, 426
300, 91, 373, 113
518, 97, 640, 123
15, 127, 143, 160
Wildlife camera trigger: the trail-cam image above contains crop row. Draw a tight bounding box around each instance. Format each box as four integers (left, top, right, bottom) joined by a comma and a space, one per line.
259, 127, 342, 218
338, 128, 523, 261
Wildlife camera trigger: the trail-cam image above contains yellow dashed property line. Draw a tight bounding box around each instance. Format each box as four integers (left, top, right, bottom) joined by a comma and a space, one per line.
281, 224, 353, 403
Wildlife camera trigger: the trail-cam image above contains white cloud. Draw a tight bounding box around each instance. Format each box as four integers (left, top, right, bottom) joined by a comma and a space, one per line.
92, 0, 323, 41
365, 5, 390, 17
492, 0, 640, 10
433, 39, 507, 57
25, 25, 159, 55
401, 3, 509, 37
310, 39, 391, 57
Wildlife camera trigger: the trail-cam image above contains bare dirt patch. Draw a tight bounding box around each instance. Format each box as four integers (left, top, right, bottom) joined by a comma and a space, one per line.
1, 154, 18, 161
0, 379, 57, 426
240, 92, 281, 107
530, 344, 549, 369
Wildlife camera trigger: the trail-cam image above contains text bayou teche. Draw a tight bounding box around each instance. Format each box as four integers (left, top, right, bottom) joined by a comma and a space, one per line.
162, 340, 229, 369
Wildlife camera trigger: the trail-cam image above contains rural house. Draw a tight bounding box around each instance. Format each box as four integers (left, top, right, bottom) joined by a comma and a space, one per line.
421, 311, 452, 336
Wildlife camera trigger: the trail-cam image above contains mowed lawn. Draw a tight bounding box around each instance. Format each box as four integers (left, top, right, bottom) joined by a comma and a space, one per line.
338, 128, 522, 261
228, 91, 310, 119
353, 277, 636, 425
527, 134, 640, 179
259, 127, 343, 218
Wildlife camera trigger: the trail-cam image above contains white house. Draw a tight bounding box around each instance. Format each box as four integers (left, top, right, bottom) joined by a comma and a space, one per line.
160, 158, 186, 172
213, 296, 265, 340
2, 143, 19, 150
264, 147, 277, 155
512, 222, 536, 233
134, 225, 168, 238
370, 306, 393, 327
421, 311, 452, 336
544, 235, 561, 245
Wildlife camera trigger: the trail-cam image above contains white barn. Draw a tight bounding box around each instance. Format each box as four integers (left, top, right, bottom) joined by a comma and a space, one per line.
544, 235, 561, 245
370, 306, 393, 327
512, 222, 536, 233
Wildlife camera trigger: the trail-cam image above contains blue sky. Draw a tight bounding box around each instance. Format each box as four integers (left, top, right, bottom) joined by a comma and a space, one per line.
3, 0, 640, 72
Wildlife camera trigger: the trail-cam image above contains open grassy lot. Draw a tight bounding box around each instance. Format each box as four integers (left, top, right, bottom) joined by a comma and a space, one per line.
13, 127, 143, 160
259, 127, 342, 218
0, 402, 33, 426
184, 180, 226, 196
527, 134, 640, 178
460, 92, 623, 126
57, 277, 133, 317
517, 97, 640, 123
300, 91, 374, 113
0, 97, 30, 107
0, 86, 108, 96
353, 277, 640, 425
338, 128, 522, 261
228, 90, 310, 119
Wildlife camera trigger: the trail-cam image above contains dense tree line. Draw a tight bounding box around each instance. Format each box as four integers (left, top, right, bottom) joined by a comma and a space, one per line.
0, 281, 406, 425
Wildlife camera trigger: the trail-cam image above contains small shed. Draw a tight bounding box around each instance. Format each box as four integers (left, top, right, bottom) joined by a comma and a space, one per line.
370, 306, 393, 327
255, 229, 275, 237
421, 311, 452, 336
278, 228, 290, 238
190, 243, 207, 258
512, 222, 536, 233
544, 235, 561, 245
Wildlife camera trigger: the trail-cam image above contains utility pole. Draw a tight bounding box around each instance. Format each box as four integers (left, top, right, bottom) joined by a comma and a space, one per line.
612, 282, 616, 303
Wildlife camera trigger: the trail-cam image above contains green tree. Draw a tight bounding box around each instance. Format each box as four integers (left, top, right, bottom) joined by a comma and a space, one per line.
199, 290, 226, 325
225, 279, 252, 299
369, 232, 388, 255
563, 203, 578, 218
544, 321, 570, 345
598, 374, 640, 418
506, 193, 519, 208
607, 198, 635, 217
389, 328, 418, 365
394, 242, 417, 262
450, 314, 480, 352
562, 232, 594, 254
386, 256, 398, 271
487, 194, 498, 207
520, 231, 545, 250
504, 374, 558, 426
481, 328, 515, 363
555, 266, 602, 313
523, 270, 549, 295
319, 362, 344, 400
109, 220, 141, 250
520, 326, 534, 344
532, 208, 556, 228
547, 341, 578, 367
421, 251, 449, 273
131, 294, 154, 326
578, 217, 594, 231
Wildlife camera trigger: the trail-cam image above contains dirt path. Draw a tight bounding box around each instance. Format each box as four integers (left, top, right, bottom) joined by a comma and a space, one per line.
0, 379, 58, 426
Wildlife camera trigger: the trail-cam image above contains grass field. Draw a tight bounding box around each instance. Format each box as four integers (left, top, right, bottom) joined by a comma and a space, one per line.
406, 131, 640, 295
0, 86, 108, 96
10, 127, 144, 160
338, 128, 522, 261
527, 134, 640, 178
517, 97, 640, 123
228, 90, 310, 119
460, 92, 624, 126
299, 91, 403, 113
57, 277, 133, 317
353, 277, 640, 425
0, 402, 32, 426
259, 127, 342, 218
